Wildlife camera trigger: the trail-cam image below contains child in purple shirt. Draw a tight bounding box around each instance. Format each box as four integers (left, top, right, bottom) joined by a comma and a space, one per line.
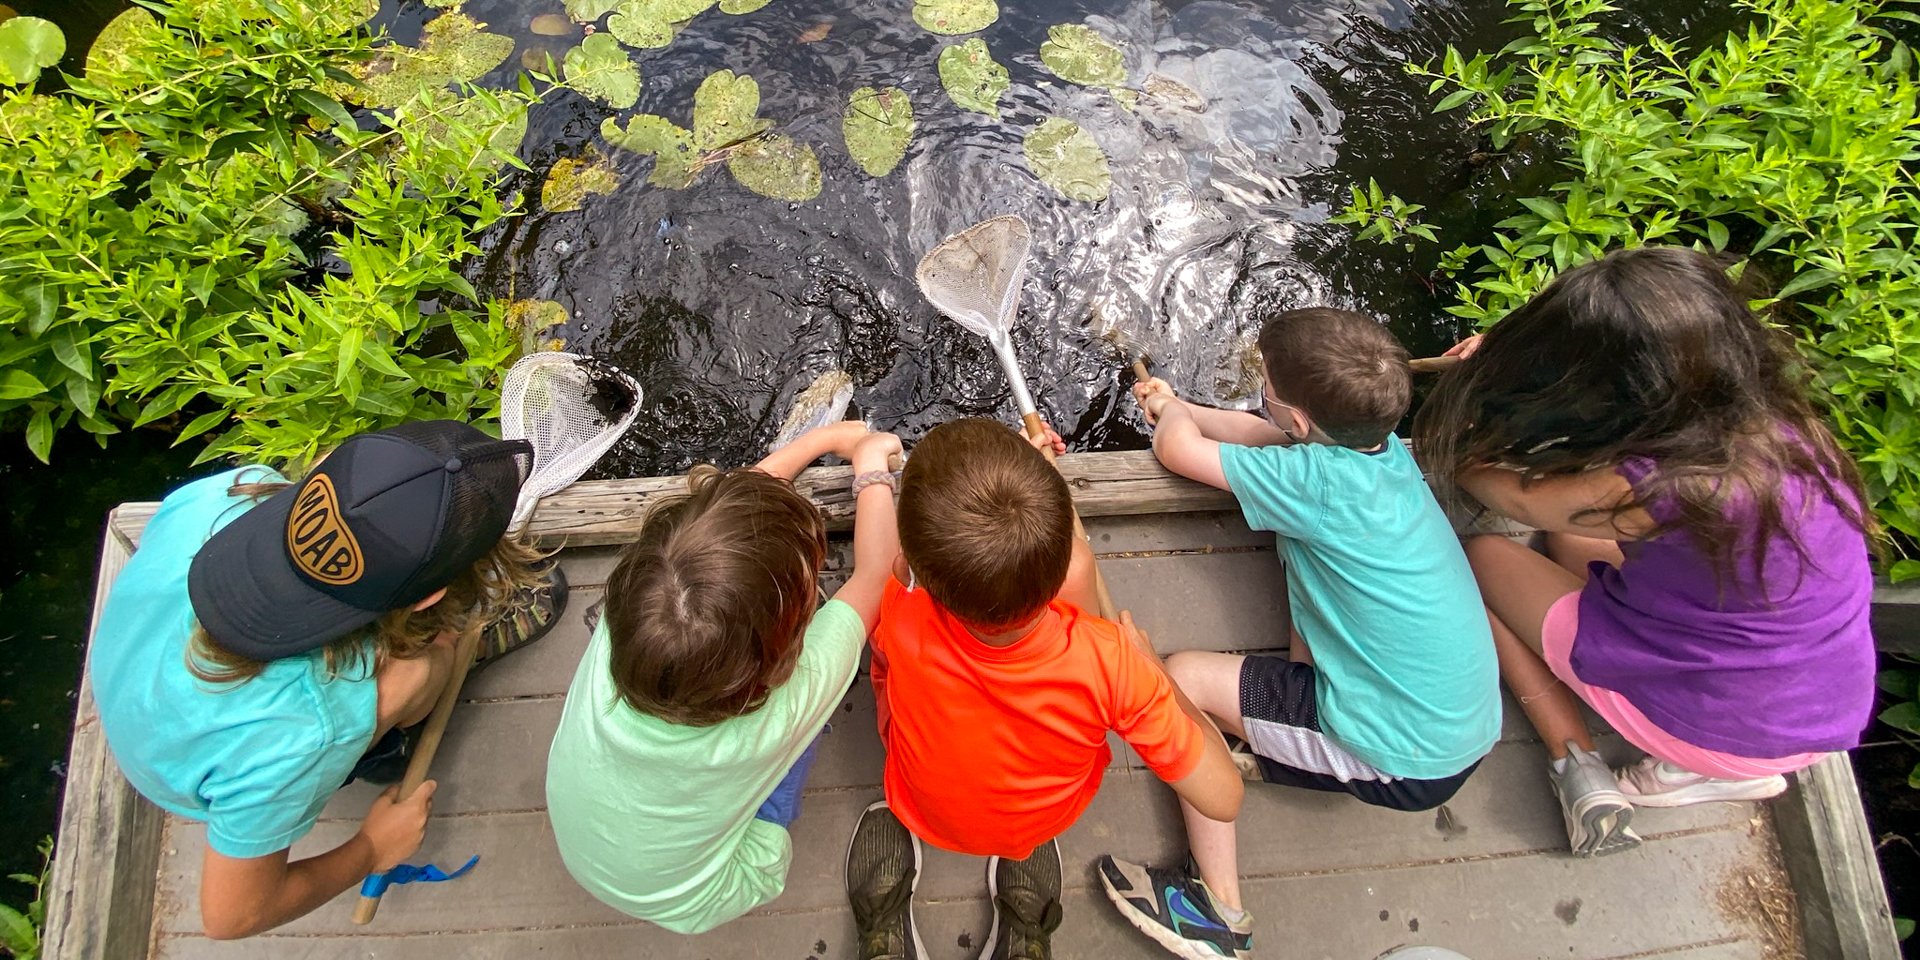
1414, 246, 1875, 858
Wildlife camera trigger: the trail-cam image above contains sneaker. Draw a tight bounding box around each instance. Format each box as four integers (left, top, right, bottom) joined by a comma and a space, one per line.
847, 801, 924, 960
1548, 742, 1641, 857
1615, 757, 1788, 808
473, 564, 569, 670
983, 839, 1063, 960
1096, 855, 1252, 960
1223, 735, 1263, 782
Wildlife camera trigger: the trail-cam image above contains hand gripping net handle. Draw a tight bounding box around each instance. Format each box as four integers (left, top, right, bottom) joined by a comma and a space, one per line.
914, 215, 1032, 341
500, 352, 642, 532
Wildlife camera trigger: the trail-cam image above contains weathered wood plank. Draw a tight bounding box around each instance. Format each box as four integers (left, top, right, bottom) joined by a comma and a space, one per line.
43, 508, 169, 960
155, 827, 1771, 960
1772, 753, 1901, 959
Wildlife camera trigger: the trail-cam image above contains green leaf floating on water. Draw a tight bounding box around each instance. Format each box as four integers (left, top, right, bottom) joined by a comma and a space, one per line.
913, 0, 996, 35
608, 0, 716, 49
843, 86, 913, 178
728, 134, 821, 201
1038, 22, 1125, 88
938, 39, 1008, 117
353, 12, 515, 108
692, 69, 772, 150
563, 32, 641, 108
0, 16, 65, 87
1024, 116, 1109, 202
719, 0, 772, 13
565, 0, 623, 22
601, 114, 700, 187
84, 7, 169, 91
541, 150, 623, 211
530, 13, 575, 35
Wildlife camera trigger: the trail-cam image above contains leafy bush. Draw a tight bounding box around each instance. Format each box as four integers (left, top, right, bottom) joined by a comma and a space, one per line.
0, 0, 537, 467
1370, 0, 1920, 569
0, 839, 49, 960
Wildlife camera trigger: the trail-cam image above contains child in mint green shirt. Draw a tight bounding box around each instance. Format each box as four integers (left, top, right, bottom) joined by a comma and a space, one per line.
545, 422, 902, 934
1093, 308, 1499, 960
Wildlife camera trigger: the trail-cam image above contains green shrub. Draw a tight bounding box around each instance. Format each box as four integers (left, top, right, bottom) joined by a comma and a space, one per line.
0, 0, 536, 467
0, 839, 49, 960
1369, 0, 1920, 571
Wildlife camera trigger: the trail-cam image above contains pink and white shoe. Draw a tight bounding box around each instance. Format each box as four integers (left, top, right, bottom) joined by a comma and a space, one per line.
1614, 757, 1787, 808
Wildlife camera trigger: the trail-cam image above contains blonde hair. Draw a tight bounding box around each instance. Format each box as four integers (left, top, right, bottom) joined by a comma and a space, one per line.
187, 477, 550, 684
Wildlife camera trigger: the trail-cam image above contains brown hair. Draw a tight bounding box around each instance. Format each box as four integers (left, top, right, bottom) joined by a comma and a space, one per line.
189, 477, 551, 683
602, 465, 827, 726
1257, 307, 1412, 448
897, 418, 1074, 630
1412, 246, 1873, 589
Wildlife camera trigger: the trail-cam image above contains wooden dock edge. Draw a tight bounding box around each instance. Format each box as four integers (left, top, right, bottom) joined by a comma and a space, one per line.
43, 452, 1904, 959
1774, 754, 1903, 959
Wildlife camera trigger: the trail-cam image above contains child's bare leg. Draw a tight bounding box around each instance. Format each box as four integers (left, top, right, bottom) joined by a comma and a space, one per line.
1543, 531, 1624, 582
1164, 651, 1248, 910
1464, 536, 1591, 760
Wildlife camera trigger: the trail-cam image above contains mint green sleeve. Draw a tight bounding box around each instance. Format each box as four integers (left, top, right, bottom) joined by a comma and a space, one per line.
757, 599, 864, 735
1218, 443, 1326, 540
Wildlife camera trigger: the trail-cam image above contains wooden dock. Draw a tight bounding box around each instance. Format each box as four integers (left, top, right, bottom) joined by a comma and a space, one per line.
42, 452, 1901, 959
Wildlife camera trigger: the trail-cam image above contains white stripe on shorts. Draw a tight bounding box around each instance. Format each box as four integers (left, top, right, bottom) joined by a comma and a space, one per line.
1243, 717, 1397, 784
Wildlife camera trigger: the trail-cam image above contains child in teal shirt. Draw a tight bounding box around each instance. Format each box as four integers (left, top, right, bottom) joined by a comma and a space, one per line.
1094, 308, 1499, 960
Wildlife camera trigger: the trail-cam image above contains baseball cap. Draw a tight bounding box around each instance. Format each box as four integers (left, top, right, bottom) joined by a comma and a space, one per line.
188, 421, 533, 661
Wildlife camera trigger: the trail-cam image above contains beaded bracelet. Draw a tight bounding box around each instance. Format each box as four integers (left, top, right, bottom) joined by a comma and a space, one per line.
850, 470, 897, 496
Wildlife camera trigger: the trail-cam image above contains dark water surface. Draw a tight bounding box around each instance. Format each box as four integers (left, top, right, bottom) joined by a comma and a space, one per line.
0, 0, 1746, 894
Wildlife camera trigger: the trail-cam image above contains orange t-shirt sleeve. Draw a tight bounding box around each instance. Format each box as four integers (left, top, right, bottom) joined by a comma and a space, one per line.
1107, 635, 1207, 784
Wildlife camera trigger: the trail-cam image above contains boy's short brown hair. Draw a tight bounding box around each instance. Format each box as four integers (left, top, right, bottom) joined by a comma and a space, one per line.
1257, 307, 1411, 448
602, 466, 827, 726
898, 418, 1073, 630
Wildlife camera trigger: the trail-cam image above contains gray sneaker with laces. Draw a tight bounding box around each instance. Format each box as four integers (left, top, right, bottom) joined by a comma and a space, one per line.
847, 801, 925, 960
983, 839, 1064, 960
1548, 741, 1641, 857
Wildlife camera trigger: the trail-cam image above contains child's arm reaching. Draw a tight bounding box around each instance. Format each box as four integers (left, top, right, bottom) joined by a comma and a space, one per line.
754, 420, 872, 481
1459, 464, 1656, 541
1134, 377, 1294, 448
829, 431, 904, 633
1141, 398, 1231, 491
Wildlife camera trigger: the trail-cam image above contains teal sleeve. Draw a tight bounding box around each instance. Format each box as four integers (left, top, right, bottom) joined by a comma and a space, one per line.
1218, 443, 1326, 540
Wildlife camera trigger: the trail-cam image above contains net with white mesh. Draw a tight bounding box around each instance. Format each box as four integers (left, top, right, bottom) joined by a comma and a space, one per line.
914, 215, 1032, 340
500, 352, 642, 531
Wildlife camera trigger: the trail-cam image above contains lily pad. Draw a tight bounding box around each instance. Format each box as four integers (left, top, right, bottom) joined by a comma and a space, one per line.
842, 86, 913, 178
607, 0, 715, 48
0, 16, 64, 86
563, 33, 640, 108
692, 69, 772, 151
600, 114, 700, 187
564, 0, 622, 22
912, 0, 995, 35
1023, 116, 1109, 202
937, 38, 1007, 117
417, 93, 529, 162
508, 300, 570, 355
530, 13, 575, 34
727, 134, 821, 201
1038, 22, 1124, 88
83, 7, 169, 91
353, 12, 515, 108
541, 151, 622, 211
719, 0, 772, 12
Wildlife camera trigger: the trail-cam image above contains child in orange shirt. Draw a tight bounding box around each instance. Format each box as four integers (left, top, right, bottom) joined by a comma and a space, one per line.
843, 417, 1243, 960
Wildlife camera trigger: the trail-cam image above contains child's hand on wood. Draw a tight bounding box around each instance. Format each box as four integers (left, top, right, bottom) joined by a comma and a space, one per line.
1118, 610, 1159, 657
1131, 377, 1178, 425
1024, 422, 1066, 456
852, 431, 902, 474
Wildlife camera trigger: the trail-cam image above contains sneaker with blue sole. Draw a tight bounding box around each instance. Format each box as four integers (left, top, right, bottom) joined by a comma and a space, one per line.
1096, 855, 1252, 960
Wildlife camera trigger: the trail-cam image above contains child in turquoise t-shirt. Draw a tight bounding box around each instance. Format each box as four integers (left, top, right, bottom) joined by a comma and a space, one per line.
1093, 308, 1500, 960
545, 421, 902, 934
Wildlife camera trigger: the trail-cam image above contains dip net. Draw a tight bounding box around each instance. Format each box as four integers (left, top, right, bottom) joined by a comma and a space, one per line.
914, 215, 1032, 341
500, 352, 642, 531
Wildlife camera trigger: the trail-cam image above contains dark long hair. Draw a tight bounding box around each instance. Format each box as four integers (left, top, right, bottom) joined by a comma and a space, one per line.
1413, 246, 1872, 587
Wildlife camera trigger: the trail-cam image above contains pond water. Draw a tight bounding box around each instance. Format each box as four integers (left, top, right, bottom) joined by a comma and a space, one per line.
3, 0, 1745, 888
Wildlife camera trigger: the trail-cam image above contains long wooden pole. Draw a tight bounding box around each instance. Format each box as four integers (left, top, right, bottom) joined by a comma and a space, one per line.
350, 625, 483, 925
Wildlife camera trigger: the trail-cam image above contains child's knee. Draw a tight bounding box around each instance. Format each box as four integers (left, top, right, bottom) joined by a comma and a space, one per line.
1165, 650, 1240, 716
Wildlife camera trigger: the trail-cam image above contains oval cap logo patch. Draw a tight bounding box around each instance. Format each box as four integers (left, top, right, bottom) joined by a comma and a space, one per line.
287, 474, 364, 585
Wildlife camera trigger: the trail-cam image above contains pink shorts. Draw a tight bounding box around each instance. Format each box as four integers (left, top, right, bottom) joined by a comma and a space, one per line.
1540, 592, 1819, 781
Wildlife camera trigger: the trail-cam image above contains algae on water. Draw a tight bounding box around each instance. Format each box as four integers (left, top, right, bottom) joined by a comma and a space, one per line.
842, 86, 914, 178
1024, 116, 1109, 202
912, 0, 996, 35
937, 38, 1008, 117
541, 150, 623, 211
563, 32, 641, 108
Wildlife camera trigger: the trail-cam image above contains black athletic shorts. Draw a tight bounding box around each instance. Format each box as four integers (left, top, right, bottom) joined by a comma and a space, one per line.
1238, 654, 1479, 812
